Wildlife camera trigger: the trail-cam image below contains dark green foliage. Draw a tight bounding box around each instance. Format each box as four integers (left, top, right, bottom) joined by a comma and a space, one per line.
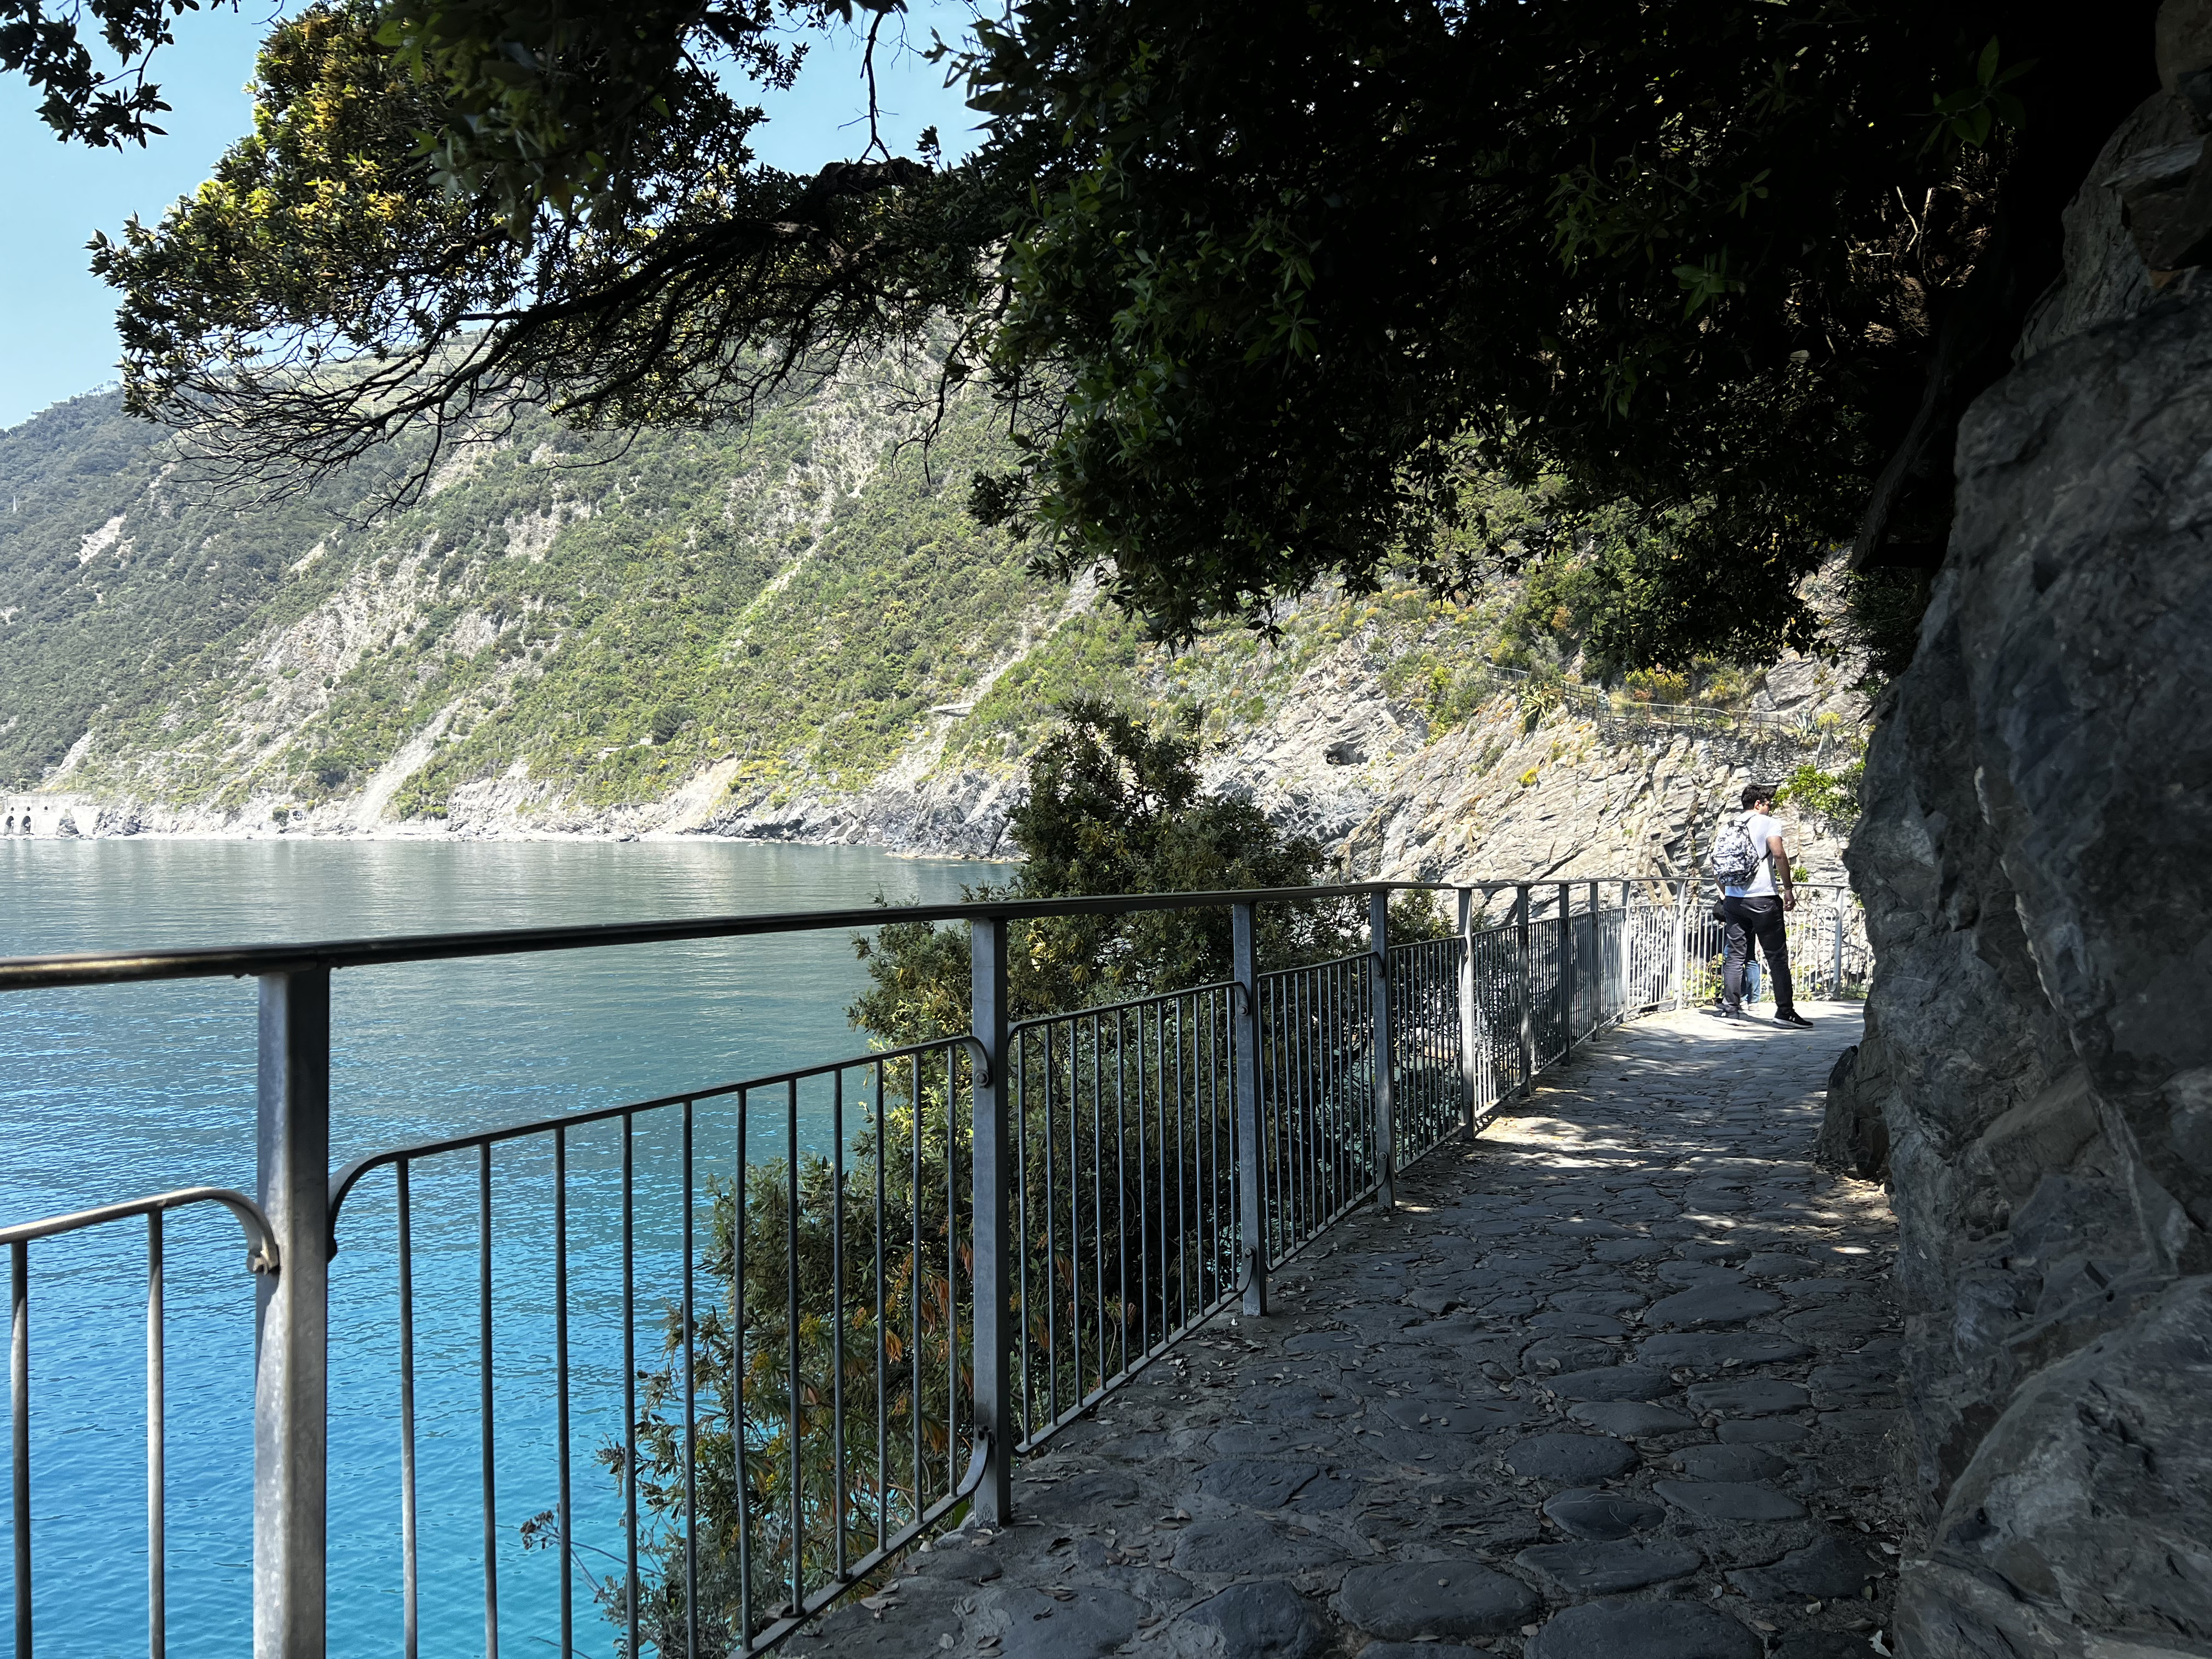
955, 0, 2153, 662
0, 0, 212, 147
35, 0, 2155, 688
1777, 761, 1865, 835
1843, 569, 1939, 687
850, 701, 1446, 1045
88, 2, 995, 494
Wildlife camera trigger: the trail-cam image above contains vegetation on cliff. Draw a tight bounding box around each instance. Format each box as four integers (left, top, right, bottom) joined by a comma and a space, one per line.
2, 377, 1825, 821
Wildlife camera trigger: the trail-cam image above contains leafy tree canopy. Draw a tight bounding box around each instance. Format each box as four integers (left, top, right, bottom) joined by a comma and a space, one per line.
16, 0, 2160, 670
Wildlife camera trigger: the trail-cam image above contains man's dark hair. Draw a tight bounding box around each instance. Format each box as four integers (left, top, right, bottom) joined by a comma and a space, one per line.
1742, 784, 1775, 809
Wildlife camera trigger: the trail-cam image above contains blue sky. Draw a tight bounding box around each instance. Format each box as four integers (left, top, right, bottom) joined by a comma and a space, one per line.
0, 3, 983, 431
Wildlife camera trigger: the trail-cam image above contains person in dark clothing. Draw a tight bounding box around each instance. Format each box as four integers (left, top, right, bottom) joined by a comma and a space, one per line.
1719, 784, 1809, 1028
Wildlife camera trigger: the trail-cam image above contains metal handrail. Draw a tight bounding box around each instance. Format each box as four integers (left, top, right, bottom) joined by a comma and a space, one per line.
0, 884, 1418, 990
0, 876, 1863, 993
0, 872, 1872, 1659
0, 1186, 279, 1276
322, 1034, 994, 1250
0, 877, 1766, 990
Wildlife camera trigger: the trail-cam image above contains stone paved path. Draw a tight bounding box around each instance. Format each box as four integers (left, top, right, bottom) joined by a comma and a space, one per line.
801, 1004, 1902, 1659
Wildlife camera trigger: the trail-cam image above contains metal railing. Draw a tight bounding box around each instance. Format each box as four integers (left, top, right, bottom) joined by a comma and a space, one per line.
0, 876, 1865, 1658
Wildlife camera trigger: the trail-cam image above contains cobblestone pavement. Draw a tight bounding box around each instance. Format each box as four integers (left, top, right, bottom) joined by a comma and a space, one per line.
801, 1004, 1902, 1659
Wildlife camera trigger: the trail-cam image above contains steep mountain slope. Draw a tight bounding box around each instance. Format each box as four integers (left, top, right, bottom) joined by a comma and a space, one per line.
0, 375, 1868, 877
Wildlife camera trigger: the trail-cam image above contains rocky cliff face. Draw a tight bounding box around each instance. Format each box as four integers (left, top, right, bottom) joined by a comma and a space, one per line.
1334, 690, 1859, 898
1847, 47, 2212, 1654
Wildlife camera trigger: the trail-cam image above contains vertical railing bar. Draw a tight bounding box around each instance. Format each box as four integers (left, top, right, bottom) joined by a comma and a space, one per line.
1254, 979, 1271, 1261
478, 1143, 500, 1659
1211, 991, 1226, 1309
554, 1128, 572, 1659
870, 1065, 887, 1561
1089, 1013, 1105, 1395
1064, 1020, 1082, 1404
623, 1113, 639, 1659
1133, 1008, 1149, 1358
1587, 879, 1600, 1037
1062, 1026, 1079, 1416
1041, 1020, 1060, 1425
1329, 957, 1344, 1221
1289, 967, 1306, 1253
147, 1211, 164, 1659
1370, 891, 1396, 1214
1172, 995, 1188, 1334
1009, 1031, 1027, 1453
944, 1044, 958, 1506
1516, 885, 1535, 1093
831, 1069, 848, 1584
10, 1238, 24, 1659
969, 918, 1013, 1526
734, 1089, 753, 1647
785, 1077, 803, 1618
1231, 902, 1266, 1316
1274, 972, 1291, 1258
1326, 961, 1338, 1229
1328, 963, 1343, 1219
1159, 1009, 1177, 1345
397, 1160, 418, 1659
1292, 973, 1310, 1239
1300, 968, 1316, 1238
1194, 997, 1210, 1310
910, 1053, 924, 1517
1349, 957, 1364, 1211
683, 1097, 699, 1659
1260, 975, 1277, 1256
1114, 1009, 1129, 1381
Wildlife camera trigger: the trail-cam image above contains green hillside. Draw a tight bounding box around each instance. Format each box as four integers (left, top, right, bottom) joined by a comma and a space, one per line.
0, 373, 1066, 815
0, 369, 1814, 837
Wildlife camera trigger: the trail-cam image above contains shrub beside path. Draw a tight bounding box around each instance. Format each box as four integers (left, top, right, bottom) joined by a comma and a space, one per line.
799, 1005, 1902, 1659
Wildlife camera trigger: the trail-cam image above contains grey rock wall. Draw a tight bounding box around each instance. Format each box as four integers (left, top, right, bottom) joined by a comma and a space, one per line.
1848, 202, 2212, 1658
1335, 695, 1858, 897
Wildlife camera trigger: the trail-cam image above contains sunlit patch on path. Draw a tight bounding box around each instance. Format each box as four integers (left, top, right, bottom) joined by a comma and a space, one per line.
800, 1004, 1901, 1659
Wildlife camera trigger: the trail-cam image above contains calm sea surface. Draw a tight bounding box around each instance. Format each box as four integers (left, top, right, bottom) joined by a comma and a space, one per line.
0, 837, 1010, 1658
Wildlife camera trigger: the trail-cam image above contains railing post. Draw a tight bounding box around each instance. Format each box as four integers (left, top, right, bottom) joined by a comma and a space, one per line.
1672, 883, 1688, 1011
255, 969, 329, 1659
1587, 879, 1601, 1029
1515, 885, 1534, 1093
1558, 881, 1575, 1059
12, 1237, 27, 1659
1455, 887, 1483, 1139
1230, 902, 1267, 1317
1369, 890, 1396, 1213
1617, 880, 1631, 1018
1832, 906, 1846, 1000
968, 916, 1014, 1527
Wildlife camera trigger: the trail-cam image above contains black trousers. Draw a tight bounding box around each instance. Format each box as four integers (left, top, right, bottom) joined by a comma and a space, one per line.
1723, 896, 1794, 1013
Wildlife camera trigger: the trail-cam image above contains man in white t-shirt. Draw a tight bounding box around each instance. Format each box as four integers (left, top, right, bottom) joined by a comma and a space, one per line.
1720, 784, 1809, 1027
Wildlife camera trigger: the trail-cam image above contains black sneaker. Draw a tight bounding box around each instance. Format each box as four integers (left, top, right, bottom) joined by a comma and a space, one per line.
1773, 1009, 1813, 1029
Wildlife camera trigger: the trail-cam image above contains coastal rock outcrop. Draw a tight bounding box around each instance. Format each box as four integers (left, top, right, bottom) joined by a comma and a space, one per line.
1848, 55, 2212, 1648
1335, 693, 1859, 898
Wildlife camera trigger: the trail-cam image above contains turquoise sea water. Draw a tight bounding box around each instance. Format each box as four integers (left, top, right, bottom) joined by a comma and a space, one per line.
0, 837, 1008, 1658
